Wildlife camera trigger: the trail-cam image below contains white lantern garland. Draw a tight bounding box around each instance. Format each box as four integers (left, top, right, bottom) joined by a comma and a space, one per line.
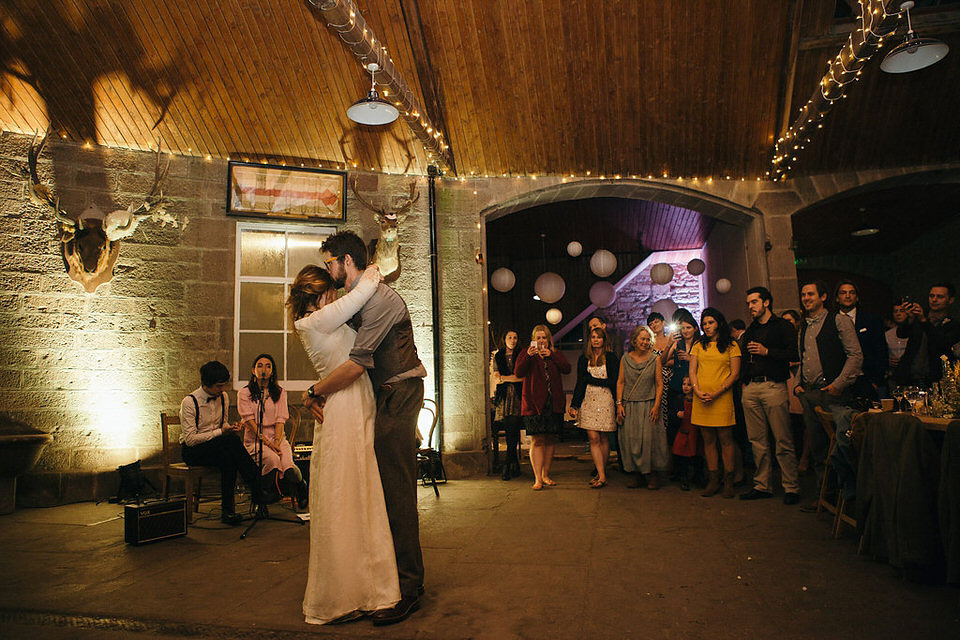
651, 298, 678, 319
566, 241, 583, 257
490, 267, 516, 292
589, 249, 617, 278
546, 308, 563, 325
534, 272, 566, 303
650, 262, 674, 285
589, 281, 617, 308
715, 278, 732, 294
686, 258, 706, 276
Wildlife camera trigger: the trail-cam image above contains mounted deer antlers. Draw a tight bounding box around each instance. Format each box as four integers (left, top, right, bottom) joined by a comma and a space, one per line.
27, 131, 182, 293
349, 177, 419, 282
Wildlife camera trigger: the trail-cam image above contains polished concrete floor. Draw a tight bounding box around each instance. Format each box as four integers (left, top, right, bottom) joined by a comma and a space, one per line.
1, 456, 958, 640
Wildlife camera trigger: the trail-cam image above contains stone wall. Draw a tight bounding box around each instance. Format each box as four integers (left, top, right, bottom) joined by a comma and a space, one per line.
0, 133, 438, 504
0, 132, 232, 503
8, 130, 948, 499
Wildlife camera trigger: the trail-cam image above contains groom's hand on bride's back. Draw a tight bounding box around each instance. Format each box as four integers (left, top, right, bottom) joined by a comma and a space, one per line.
303, 393, 326, 422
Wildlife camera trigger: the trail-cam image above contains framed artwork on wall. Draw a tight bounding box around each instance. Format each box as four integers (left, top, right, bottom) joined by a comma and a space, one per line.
227, 161, 347, 222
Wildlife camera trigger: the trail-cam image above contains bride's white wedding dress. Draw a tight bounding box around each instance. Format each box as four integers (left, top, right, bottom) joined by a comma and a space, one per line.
296, 273, 399, 624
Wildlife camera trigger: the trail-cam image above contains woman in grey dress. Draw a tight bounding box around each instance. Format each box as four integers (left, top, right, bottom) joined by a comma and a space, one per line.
616, 325, 667, 489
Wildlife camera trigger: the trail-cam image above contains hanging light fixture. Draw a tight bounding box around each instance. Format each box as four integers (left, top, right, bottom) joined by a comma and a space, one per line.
347, 63, 399, 125
881, 1, 949, 74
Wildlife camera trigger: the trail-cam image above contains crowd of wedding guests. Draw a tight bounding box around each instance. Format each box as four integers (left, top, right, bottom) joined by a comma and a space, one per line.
490, 281, 959, 512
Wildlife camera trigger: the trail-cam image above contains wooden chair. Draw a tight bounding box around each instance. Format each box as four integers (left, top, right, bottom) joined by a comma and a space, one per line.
417, 398, 445, 496
814, 407, 856, 537
160, 412, 205, 524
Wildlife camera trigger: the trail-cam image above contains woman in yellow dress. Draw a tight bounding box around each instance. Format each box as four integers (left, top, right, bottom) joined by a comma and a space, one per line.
689, 307, 741, 498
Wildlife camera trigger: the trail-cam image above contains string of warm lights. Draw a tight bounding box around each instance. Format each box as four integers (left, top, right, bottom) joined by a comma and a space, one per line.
447, 173, 766, 184
307, 0, 454, 172
770, 0, 903, 181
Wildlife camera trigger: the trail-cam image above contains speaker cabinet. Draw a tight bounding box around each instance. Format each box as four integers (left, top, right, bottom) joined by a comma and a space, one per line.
124, 499, 187, 545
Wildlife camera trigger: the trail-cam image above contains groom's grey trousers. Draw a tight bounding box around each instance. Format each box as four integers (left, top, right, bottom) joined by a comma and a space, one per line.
374, 376, 425, 598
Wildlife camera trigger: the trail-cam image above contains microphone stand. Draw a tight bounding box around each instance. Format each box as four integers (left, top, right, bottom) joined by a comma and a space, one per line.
241, 376, 303, 539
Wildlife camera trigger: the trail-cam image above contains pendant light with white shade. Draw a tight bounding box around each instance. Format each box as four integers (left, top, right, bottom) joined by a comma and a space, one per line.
347, 63, 400, 125
881, 1, 949, 74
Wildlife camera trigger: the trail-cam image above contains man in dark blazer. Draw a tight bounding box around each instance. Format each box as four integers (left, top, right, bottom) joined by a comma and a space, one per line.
835, 280, 888, 400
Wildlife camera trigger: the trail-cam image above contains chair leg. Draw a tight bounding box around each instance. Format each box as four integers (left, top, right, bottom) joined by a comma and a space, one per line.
833, 496, 845, 538
162, 474, 169, 500
183, 475, 194, 525
194, 476, 202, 513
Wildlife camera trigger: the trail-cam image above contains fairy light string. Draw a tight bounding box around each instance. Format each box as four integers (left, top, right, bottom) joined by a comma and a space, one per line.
770, 0, 904, 181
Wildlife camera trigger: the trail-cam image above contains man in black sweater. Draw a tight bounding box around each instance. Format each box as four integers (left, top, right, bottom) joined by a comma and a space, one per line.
738, 287, 801, 504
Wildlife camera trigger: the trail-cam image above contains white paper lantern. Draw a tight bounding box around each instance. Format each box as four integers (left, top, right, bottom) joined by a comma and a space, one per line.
566, 241, 583, 257
650, 262, 674, 285
687, 258, 706, 276
715, 278, 732, 294
589, 281, 617, 308
590, 249, 617, 277
534, 272, 566, 303
490, 267, 516, 292
546, 308, 563, 325
651, 298, 678, 319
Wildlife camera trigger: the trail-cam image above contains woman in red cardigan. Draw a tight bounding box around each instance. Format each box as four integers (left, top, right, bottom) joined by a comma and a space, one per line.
515, 324, 572, 490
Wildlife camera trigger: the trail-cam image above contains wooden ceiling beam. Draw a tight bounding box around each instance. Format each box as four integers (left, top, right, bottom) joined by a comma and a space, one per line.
771, 0, 904, 180
305, 0, 453, 172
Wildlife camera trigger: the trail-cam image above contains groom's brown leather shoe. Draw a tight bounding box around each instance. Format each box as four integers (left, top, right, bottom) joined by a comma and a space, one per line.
371, 594, 420, 626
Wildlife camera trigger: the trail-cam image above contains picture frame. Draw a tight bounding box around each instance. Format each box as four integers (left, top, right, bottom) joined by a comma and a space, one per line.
226, 161, 347, 222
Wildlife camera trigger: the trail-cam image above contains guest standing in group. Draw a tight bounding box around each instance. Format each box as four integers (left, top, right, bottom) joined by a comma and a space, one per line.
738, 288, 801, 504
663, 311, 700, 489
689, 308, 742, 498
491, 330, 524, 481
515, 324, 571, 491
238, 353, 308, 509
648, 312, 673, 426
570, 327, 620, 488
781, 309, 808, 472
616, 325, 667, 490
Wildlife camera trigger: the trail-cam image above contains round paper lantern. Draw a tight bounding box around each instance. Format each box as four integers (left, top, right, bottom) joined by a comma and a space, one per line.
534, 272, 566, 303
490, 267, 516, 292
650, 262, 674, 285
590, 249, 617, 278
545, 308, 563, 325
686, 258, 706, 276
566, 241, 583, 257
715, 278, 732, 294
651, 298, 678, 319
589, 281, 617, 308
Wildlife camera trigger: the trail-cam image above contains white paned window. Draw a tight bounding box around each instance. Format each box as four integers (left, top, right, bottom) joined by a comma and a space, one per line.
234, 222, 336, 390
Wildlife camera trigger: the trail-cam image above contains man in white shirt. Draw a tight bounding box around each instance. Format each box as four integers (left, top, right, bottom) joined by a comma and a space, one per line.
179, 361, 263, 525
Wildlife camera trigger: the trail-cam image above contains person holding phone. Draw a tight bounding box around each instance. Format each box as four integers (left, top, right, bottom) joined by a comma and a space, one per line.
515, 325, 571, 490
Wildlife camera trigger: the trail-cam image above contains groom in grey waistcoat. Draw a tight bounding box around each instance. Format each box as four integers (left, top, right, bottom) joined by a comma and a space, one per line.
304, 230, 426, 626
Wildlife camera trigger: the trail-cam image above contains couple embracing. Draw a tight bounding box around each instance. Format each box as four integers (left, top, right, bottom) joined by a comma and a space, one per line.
287, 230, 425, 626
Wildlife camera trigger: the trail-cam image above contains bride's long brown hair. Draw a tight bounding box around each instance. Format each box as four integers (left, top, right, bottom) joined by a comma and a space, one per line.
286, 265, 334, 322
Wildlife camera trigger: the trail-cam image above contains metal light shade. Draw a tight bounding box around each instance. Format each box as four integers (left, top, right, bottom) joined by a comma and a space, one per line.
881, 33, 949, 73
881, 2, 949, 74
347, 89, 399, 125
347, 63, 399, 125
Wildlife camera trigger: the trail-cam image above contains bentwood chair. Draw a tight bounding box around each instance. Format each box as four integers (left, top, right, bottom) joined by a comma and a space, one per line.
417, 398, 445, 496
160, 412, 205, 524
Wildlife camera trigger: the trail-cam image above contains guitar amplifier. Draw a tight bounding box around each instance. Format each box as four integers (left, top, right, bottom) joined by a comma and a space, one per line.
124, 498, 187, 545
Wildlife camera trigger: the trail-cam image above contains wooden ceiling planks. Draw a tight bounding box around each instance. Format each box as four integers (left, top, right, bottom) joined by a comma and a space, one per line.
1, 0, 958, 179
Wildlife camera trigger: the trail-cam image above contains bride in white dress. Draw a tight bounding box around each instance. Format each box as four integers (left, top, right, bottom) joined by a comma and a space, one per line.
288, 264, 399, 624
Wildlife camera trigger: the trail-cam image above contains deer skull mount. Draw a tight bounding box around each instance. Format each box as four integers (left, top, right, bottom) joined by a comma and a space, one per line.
28, 133, 181, 293
349, 177, 419, 283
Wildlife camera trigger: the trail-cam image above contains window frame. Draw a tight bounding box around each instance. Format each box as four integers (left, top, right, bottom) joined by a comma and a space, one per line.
233, 220, 337, 391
